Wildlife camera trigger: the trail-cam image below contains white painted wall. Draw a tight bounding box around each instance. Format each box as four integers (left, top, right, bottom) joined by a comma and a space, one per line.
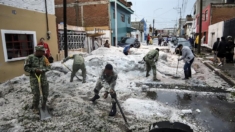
208, 21, 224, 48
131, 30, 144, 42
0, 0, 55, 14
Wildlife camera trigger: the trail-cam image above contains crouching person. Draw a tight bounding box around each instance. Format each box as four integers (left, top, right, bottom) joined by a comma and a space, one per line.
24, 46, 50, 113
62, 54, 86, 83
90, 64, 118, 116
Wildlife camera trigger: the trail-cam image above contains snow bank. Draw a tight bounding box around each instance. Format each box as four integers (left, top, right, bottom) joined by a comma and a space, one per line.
0, 45, 230, 132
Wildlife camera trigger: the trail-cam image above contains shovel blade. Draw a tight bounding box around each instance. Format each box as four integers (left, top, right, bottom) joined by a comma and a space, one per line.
39, 106, 51, 120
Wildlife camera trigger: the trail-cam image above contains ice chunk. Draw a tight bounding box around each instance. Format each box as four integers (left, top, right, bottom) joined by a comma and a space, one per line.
196, 109, 201, 113
181, 109, 192, 114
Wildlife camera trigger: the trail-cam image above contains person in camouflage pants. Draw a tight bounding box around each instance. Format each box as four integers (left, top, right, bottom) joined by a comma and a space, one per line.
90, 64, 118, 116
24, 46, 50, 113
62, 54, 86, 83
144, 48, 159, 81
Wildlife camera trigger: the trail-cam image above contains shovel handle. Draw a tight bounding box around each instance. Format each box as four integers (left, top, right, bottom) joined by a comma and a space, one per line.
114, 97, 129, 126
35, 74, 43, 98
62, 63, 81, 81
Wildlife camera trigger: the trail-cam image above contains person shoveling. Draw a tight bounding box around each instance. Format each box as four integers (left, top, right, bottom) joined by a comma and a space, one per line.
62, 54, 86, 83
143, 48, 160, 81
24, 46, 51, 120
176, 44, 195, 80
90, 64, 118, 116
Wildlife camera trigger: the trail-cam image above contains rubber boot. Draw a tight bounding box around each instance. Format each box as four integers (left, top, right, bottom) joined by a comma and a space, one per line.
42, 100, 47, 110
146, 72, 150, 77
89, 89, 100, 102
109, 103, 117, 116
32, 103, 39, 114
153, 74, 158, 81
90, 94, 100, 102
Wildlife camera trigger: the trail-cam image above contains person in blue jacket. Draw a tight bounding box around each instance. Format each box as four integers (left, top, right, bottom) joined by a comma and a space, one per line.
123, 44, 134, 55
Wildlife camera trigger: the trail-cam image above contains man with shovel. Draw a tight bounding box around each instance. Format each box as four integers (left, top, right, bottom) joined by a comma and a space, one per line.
177, 44, 194, 80
24, 46, 50, 114
143, 48, 160, 81
62, 54, 86, 83
90, 64, 118, 116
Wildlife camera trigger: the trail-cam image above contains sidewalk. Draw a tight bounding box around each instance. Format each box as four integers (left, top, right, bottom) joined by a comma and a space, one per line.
197, 47, 235, 86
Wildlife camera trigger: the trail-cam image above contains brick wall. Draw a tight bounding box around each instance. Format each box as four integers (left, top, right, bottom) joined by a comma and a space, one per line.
83, 4, 109, 27
55, 0, 109, 27
211, 4, 235, 24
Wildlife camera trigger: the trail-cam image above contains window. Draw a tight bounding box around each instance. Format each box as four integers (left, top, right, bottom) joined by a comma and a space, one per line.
1, 30, 37, 62
121, 14, 125, 22
128, 17, 130, 24
205, 10, 208, 21
113, 9, 115, 19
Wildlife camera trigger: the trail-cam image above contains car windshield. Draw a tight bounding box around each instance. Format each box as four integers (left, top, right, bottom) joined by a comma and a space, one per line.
178, 41, 191, 47
177, 38, 187, 41
121, 38, 135, 44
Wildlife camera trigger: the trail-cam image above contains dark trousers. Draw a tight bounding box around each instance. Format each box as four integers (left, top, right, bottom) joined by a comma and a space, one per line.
183, 58, 194, 79
226, 53, 234, 63
147, 40, 149, 45
123, 52, 128, 55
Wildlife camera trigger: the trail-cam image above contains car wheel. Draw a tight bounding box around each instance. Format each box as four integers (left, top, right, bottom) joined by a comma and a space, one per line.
135, 43, 140, 48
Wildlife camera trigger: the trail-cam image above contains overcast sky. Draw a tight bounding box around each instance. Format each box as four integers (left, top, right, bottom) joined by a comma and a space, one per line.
129, 0, 195, 29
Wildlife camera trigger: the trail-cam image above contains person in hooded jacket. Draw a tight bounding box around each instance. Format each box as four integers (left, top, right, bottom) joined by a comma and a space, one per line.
177, 44, 195, 80
217, 37, 227, 66
225, 36, 235, 63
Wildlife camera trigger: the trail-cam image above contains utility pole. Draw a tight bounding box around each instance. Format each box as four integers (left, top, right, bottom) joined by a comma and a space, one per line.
174, 7, 182, 36
63, 0, 68, 57
115, 0, 118, 47
179, 8, 182, 36
198, 0, 202, 54
153, 19, 155, 37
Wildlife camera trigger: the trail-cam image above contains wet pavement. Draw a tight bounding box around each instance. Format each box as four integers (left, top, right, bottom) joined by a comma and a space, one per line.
146, 90, 235, 132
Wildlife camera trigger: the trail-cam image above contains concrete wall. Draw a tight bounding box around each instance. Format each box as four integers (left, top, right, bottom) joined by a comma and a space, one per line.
0, 4, 58, 83
208, 21, 224, 48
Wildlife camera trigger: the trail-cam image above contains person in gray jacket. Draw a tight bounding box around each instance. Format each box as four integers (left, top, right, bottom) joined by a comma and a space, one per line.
177, 44, 195, 80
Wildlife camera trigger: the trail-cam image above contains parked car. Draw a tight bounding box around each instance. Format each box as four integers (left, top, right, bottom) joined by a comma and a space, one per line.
118, 37, 141, 48
170, 38, 193, 54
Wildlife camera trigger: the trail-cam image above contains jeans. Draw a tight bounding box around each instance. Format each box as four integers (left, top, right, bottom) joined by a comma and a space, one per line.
183, 58, 194, 78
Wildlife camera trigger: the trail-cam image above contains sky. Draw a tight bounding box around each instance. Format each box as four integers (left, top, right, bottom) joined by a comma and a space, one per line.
129, 0, 195, 29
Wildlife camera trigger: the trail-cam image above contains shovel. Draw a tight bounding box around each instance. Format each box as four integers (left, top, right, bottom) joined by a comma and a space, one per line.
172, 56, 181, 79
35, 74, 51, 120
62, 63, 82, 81
113, 97, 132, 131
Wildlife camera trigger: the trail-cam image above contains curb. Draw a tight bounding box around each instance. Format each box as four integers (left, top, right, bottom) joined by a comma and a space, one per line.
204, 62, 235, 86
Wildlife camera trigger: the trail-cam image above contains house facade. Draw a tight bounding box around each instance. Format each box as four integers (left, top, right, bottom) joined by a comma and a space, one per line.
195, 3, 235, 44
110, 0, 134, 45
0, 0, 59, 83
55, 0, 134, 46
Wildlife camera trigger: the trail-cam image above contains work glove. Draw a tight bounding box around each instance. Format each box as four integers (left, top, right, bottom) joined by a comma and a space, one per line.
103, 91, 108, 99
35, 69, 42, 75
110, 89, 116, 98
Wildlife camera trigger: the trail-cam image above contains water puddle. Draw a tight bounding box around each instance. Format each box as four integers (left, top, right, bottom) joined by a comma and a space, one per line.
146, 90, 235, 132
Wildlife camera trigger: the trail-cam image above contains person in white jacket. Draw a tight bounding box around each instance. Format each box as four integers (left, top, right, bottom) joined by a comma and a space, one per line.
177, 44, 195, 80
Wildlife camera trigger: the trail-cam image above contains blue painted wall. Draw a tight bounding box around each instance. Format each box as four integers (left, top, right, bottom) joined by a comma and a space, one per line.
110, 2, 133, 45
